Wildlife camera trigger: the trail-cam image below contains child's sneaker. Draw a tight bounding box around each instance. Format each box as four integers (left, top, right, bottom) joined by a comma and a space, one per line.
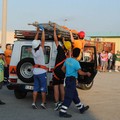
79, 105, 89, 114
32, 103, 38, 109
59, 111, 72, 118
54, 102, 62, 111
41, 103, 46, 109
0, 100, 5, 105
115, 70, 119, 72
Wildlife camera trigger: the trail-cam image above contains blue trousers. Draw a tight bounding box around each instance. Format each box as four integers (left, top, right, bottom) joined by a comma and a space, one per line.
62, 76, 80, 108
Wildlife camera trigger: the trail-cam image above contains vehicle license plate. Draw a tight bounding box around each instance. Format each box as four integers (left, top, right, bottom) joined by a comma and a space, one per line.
25, 85, 33, 90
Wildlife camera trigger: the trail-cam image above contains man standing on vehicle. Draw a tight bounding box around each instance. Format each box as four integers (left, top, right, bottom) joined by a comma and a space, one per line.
53, 23, 72, 111
31, 25, 47, 109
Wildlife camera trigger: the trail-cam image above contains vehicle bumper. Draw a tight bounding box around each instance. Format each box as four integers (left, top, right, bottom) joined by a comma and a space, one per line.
7, 83, 34, 91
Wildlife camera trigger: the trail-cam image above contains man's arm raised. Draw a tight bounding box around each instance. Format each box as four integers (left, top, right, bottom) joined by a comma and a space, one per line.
69, 30, 75, 43
54, 23, 59, 47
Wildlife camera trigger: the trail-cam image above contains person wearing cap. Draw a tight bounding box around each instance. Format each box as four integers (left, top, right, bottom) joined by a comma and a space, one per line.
31, 26, 47, 109
52, 23, 72, 111
0, 48, 7, 105
69, 30, 86, 61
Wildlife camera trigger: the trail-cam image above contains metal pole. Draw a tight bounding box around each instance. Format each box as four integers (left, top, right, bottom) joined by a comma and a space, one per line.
64, 19, 67, 26
1, 0, 7, 51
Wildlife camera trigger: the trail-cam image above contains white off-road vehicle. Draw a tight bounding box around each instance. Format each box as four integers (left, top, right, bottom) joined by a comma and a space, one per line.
7, 25, 97, 99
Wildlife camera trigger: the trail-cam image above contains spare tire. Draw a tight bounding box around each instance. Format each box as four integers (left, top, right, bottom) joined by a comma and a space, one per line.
77, 81, 94, 90
16, 58, 35, 83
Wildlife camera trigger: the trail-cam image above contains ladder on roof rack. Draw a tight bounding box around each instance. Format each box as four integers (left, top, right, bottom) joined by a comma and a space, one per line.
15, 21, 78, 40
28, 21, 68, 32
14, 30, 54, 40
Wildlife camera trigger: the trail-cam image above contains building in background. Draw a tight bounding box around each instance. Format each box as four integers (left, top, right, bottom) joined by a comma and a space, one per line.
88, 34, 120, 53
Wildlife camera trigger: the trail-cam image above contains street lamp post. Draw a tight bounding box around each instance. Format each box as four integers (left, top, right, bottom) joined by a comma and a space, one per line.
64, 19, 67, 26
1, 0, 7, 51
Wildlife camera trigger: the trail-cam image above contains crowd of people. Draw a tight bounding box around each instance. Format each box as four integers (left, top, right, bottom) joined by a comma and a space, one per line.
97, 50, 120, 72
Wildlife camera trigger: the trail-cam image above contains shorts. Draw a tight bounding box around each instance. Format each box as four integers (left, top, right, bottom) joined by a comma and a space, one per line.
33, 73, 47, 92
115, 61, 120, 66
52, 77, 64, 85
101, 61, 108, 67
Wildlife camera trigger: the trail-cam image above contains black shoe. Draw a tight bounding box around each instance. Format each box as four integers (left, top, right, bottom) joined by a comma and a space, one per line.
54, 102, 62, 111
0, 100, 5, 105
80, 105, 89, 114
59, 111, 72, 118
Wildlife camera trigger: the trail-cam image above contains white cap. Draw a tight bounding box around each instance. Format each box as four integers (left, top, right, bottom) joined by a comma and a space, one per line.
0, 48, 4, 54
32, 40, 41, 49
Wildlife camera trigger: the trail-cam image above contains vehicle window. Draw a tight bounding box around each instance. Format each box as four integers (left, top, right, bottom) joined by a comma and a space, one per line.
44, 46, 50, 64
21, 46, 50, 64
21, 46, 33, 59
81, 47, 95, 62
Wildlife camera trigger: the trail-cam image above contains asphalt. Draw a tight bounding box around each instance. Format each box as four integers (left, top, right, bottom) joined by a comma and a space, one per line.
0, 71, 120, 120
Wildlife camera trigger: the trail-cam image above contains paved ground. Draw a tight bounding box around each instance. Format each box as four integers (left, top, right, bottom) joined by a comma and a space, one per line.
78, 72, 120, 120
0, 72, 120, 120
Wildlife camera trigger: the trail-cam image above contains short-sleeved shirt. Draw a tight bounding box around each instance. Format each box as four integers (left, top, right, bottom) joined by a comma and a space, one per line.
115, 53, 120, 61
0, 59, 4, 82
32, 46, 46, 75
100, 53, 108, 62
72, 39, 85, 61
54, 45, 66, 79
72, 39, 85, 50
63, 57, 81, 79
108, 52, 113, 61
4, 49, 12, 65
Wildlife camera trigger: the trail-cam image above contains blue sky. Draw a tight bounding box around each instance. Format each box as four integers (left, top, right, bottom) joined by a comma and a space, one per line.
0, 0, 120, 35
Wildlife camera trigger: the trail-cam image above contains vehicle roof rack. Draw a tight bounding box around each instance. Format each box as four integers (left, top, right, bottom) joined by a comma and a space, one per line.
14, 22, 78, 41
14, 30, 55, 40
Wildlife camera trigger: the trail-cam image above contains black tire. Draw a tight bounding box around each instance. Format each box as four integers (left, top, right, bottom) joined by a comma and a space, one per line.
16, 58, 35, 83
46, 86, 54, 100
14, 89, 27, 99
77, 81, 94, 90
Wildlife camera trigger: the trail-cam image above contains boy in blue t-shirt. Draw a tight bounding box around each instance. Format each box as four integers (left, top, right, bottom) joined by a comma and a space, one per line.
59, 48, 91, 118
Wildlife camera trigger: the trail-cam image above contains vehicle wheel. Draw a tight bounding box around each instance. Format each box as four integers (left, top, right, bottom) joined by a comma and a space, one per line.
46, 86, 54, 100
16, 58, 35, 83
14, 89, 27, 99
77, 81, 94, 90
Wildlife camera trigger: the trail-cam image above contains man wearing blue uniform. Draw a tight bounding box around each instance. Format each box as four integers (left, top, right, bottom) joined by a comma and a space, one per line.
59, 48, 91, 118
